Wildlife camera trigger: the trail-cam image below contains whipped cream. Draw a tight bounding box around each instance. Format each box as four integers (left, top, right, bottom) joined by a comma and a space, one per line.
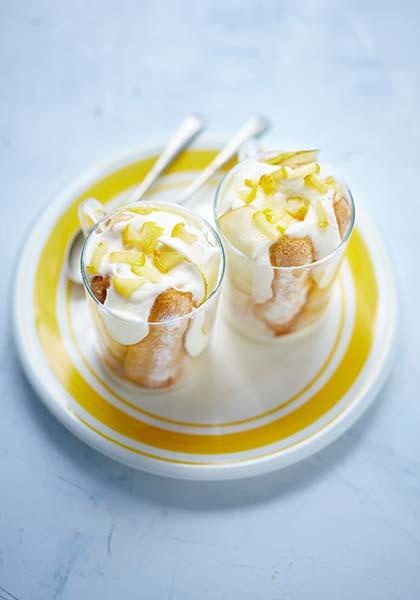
83, 203, 221, 349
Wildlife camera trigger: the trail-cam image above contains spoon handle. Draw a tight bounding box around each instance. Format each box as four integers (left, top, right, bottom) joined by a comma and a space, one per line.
178, 115, 270, 205
128, 114, 205, 203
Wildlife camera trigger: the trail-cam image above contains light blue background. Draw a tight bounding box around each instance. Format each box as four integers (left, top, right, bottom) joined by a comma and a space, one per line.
1, 1, 419, 598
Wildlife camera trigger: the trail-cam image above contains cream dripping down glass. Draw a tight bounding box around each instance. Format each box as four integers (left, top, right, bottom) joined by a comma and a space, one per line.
214, 150, 355, 342
81, 201, 225, 389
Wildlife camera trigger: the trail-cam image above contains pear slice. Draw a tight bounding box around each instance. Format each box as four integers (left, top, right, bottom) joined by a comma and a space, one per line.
189, 263, 208, 305
219, 206, 276, 257
286, 162, 320, 180
122, 221, 164, 253
197, 253, 220, 302
171, 222, 197, 244
113, 276, 145, 298
267, 149, 319, 167
154, 244, 184, 273
86, 241, 107, 274
109, 251, 145, 266
127, 206, 155, 215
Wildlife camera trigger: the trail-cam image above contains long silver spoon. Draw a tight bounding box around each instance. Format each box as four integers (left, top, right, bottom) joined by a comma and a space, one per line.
67, 114, 205, 283
68, 115, 270, 283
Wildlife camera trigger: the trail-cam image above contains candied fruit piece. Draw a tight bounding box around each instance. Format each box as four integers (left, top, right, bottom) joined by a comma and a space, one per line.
113, 276, 145, 298
315, 200, 329, 228
86, 241, 107, 274
154, 244, 184, 273
304, 174, 329, 194
109, 251, 145, 266
171, 222, 197, 244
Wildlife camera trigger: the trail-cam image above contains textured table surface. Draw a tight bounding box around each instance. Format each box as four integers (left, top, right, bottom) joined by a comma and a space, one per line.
1, 1, 419, 598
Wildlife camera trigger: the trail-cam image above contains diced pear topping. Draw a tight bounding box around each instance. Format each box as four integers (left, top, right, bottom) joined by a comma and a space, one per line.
262, 206, 285, 224
324, 176, 336, 187
304, 173, 329, 194
252, 210, 283, 240
259, 174, 276, 195
137, 221, 164, 253
113, 276, 145, 298
86, 241, 107, 274
154, 244, 184, 273
315, 200, 329, 228
286, 162, 320, 180
266, 149, 319, 167
258, 167, 287, 194
241, 178, 258, 204
262, 206, 295, 232
171, 222, 197, 244
122, 221, 164, 253
324, 175, 341, 194
109, 251, 145, 266
130, 263, 162, 283
285, 196, 309, 221
121, 221, 138, 248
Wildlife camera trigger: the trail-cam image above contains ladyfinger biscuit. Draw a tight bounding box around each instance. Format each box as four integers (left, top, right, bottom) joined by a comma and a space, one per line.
124, 289, 193, 389
90, 275, 110, 304
334, 196, 352, 239
253, 236, 314, 335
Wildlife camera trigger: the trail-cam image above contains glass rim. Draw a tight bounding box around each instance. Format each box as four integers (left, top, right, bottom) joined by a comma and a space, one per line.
213, 152, 356, 272
80, 200, 226, 326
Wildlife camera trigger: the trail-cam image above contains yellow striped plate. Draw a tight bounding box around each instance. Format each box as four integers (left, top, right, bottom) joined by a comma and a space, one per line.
13, 146, 397, 480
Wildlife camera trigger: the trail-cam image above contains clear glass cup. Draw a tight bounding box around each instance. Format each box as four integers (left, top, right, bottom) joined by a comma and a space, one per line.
80, 202, 225, 389
214, 156, 355, 343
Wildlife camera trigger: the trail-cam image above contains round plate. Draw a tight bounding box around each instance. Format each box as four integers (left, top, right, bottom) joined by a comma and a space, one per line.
14, 146, 397, 480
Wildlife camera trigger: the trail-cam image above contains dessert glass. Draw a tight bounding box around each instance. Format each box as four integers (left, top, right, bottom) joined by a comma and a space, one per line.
80, 201, 225, 389
214, 154, 355, 343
